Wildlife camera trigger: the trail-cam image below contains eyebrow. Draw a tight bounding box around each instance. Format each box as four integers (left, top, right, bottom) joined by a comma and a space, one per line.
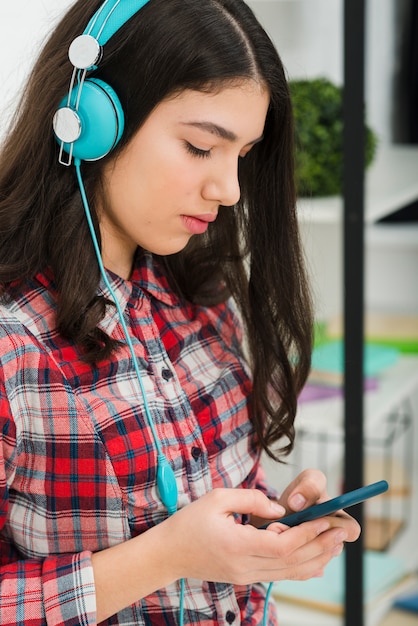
181, 121, 264, 146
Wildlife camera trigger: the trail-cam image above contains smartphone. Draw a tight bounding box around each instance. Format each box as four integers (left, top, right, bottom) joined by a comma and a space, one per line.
260, 479, 389, 529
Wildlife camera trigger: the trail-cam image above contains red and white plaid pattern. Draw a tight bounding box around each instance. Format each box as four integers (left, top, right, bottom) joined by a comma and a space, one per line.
0, 252, 277, 625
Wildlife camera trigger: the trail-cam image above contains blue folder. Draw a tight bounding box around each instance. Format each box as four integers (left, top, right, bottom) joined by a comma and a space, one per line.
394, 588, 418, 614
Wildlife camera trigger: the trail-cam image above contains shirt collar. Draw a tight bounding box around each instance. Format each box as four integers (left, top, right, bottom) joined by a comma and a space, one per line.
131, 251, 180, 308
35, 252, 180, 337
99, 251, 180, 336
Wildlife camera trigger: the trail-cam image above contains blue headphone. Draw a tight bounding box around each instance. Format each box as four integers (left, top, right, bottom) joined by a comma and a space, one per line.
53, 0, 150, 165
53, 0, 179, 516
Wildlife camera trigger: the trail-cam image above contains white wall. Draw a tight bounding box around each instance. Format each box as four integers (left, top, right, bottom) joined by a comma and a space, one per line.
0, 1, 72, 138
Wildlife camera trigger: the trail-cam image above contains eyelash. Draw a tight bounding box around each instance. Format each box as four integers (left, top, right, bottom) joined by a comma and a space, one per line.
184, 142, 212, 159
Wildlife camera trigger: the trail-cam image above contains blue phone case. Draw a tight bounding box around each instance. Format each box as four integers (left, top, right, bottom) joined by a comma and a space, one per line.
261, 480, 389, 528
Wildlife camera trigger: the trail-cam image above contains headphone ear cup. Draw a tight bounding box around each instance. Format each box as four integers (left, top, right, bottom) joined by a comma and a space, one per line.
56, 78, 125, 161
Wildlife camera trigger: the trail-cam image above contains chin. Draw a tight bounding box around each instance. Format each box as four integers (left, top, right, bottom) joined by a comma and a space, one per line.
148, 236, 194, 257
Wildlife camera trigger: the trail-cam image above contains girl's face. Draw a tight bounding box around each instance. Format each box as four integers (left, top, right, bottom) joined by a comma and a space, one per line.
98, 80, 270, 279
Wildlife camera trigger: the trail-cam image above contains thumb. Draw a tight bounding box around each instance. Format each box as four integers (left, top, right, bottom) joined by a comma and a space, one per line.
219, 488, 285, 520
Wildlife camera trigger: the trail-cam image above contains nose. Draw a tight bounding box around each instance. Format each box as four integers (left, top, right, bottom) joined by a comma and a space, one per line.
202, 158, 241, 207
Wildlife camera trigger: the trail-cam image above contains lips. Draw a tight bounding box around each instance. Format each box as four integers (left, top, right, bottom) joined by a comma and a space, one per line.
181, 213, 217, 235
193, 213, 218, 223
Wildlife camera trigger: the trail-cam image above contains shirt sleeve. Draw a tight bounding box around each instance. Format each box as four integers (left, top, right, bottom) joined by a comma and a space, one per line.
0, 550, 96, 626
1, 388, 97, 626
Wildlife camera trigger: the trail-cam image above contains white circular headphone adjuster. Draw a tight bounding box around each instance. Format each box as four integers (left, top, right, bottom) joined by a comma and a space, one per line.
53, 107, 82, 144
69, 34, 101, 70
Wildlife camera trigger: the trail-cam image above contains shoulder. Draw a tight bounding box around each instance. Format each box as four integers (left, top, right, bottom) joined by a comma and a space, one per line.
0, 274, 57, 362
202, 296, 245, 348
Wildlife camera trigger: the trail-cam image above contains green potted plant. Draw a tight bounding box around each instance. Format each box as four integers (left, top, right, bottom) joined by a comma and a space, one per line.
290, 77, 378, 197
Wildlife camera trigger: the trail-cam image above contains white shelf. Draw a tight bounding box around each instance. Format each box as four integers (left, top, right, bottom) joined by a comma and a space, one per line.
293, 355, 418, 574
366, 222, 418, 248
269, 357, 418, 626
296, 356, 418, 436
297, 144, 418, 225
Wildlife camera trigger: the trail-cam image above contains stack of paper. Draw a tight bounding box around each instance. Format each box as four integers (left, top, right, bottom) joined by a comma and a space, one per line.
308, 341, 399, 387
327, 313, 418, 354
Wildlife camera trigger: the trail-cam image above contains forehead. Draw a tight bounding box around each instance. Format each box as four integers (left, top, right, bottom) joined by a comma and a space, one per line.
154, 81, 270, 138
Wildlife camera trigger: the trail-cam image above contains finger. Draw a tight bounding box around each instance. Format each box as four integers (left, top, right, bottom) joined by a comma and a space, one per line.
254, 518, 332, 557
244, 524, 348, 583
257, 539, 346, 583
212, 488, 286, 521
279, 469, 328, 512
264, 507, 361, 543
325, 511, 361, 542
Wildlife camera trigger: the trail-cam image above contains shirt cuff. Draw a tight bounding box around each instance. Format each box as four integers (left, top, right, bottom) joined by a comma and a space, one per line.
42, 550, 96, 626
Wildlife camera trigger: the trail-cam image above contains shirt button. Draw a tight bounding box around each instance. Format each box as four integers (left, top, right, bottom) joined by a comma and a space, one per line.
161, 368, 174, 381
191, 447, 202, 460
226, 611, 236, 624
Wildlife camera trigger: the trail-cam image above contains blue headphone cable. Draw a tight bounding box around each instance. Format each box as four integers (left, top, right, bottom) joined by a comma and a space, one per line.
74, 159, 185, 624
263, 582, 274, 626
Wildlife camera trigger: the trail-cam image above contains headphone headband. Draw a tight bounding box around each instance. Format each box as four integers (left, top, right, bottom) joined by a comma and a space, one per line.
84, 0, 151, 46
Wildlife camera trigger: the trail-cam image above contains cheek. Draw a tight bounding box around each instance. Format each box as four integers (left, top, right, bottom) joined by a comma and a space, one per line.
108, 138, 202, 210
149, 158, 199, 201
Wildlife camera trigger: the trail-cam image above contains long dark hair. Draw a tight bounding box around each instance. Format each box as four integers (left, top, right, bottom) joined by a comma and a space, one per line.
0, 0, 313, 459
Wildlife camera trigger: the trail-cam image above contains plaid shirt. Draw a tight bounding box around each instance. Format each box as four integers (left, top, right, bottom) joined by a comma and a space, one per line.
0, 252, 277, 626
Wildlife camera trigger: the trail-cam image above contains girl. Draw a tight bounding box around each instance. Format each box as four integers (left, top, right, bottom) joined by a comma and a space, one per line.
0, 0, 360, 624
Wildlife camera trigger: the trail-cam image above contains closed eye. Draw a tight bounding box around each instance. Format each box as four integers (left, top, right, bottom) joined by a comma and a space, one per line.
184, 142, 212, 159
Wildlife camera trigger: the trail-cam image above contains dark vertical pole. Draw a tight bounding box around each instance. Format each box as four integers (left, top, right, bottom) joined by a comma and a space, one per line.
343, 2, 366, 626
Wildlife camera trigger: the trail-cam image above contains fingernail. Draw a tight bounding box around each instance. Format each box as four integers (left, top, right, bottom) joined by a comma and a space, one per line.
289, 494, 307, 511
333, 543, 345, 556
271, 502, 286, 516
289, 493, 306, 511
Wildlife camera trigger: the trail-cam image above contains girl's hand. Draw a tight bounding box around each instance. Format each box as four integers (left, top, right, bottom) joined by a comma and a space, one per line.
161, 484, 359, 585
271, 468, 361, 542
92, 480, 360, 621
